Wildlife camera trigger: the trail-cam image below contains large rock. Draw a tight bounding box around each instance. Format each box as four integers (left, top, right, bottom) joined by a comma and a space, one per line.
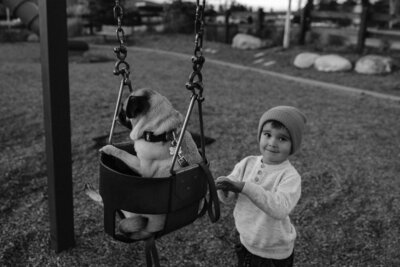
293, 52, 320, 69
232, 33, 266, 50
26, 33, 39, 42
355, 55, 393, 75
314, 54, 352, 72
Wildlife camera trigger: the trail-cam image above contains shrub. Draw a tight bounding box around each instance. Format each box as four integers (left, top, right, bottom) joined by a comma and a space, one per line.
163, 0, 196, 34
0, 28, 29, 42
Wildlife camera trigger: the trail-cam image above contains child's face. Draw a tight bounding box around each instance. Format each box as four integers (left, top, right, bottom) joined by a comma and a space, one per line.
259, 122, 292, 165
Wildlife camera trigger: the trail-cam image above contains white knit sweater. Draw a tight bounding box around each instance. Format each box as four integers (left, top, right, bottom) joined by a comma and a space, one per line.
217, 155, 301, 259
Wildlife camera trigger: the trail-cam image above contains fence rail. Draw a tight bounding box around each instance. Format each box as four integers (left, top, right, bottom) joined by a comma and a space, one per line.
205, 9, 288, 44
299, 0, 400, 52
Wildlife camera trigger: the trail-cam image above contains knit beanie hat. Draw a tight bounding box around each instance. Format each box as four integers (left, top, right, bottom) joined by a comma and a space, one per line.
257, 106, 307, 155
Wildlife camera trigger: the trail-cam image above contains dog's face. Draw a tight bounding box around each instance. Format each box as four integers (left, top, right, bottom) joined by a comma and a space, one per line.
122, 88, 183, 141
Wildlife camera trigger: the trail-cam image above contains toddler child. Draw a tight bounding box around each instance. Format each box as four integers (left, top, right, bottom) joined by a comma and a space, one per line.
216, 106, 307, 267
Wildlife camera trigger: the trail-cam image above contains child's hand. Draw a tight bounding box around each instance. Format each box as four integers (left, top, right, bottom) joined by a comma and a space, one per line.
216, 177, 244, 193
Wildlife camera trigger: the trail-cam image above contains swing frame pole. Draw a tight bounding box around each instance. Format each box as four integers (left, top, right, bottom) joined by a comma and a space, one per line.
39, 0, 75, 252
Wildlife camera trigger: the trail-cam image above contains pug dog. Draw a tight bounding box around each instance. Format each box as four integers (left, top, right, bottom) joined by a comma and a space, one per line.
87, 88, 202, 240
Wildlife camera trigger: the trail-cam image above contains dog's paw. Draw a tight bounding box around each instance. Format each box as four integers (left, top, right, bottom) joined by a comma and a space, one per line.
120, 218, 153, 240
119, 216, 147, 234
99, 144, 118, 156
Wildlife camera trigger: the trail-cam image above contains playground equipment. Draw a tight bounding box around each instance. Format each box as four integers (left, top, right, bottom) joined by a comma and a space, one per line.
2, 0, 89, 51
98, 0, 220, 266
3, 0, 39, 35
2, 0, 219, 260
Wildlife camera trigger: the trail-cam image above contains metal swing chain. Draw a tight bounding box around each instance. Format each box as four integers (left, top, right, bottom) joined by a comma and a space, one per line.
108, 0, 133, 144
184, 0, 220, 224
113, 0, 131, 82
190, 0, 207, 162
171, 0, 207, 172
186, 0, 206, 95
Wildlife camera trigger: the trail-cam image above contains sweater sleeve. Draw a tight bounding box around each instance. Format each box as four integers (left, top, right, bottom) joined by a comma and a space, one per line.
241, 172, 301, 220
217, 158, 247, 204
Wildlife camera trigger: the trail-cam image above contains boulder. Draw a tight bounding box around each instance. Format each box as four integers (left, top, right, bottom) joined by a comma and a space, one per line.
26, 33, 39, 42
314, 54, 352, 72
293, 52, 320, 69
232, 33, 266, 50
355, 55, 393, 75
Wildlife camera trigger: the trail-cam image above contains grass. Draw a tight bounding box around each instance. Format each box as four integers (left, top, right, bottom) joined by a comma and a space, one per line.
1, 33, 400, 266
112, 32, 400, 98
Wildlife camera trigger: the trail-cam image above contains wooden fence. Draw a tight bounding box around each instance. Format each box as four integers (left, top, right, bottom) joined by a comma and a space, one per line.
299, 0, 400, 52
205, 9, 288, 44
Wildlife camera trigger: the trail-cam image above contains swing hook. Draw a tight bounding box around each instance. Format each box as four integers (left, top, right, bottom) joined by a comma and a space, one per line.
114, 60, 130, 76
114, 45, 127, 61
186, 71, 203, 97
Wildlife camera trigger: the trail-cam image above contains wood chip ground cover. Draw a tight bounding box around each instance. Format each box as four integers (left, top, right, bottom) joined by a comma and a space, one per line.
1, 36, 399, 266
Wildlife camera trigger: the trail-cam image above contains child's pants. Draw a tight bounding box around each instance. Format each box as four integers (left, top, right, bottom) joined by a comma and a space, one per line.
235, 243, 294, 267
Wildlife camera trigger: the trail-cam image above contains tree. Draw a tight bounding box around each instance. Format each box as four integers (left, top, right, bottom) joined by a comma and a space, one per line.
163, 0, 196, 34
389, 0, 400, 28
87, 0, 115, 26
229, 1, 248, 12
318, 0, 339, 11
341, 0, 357, 12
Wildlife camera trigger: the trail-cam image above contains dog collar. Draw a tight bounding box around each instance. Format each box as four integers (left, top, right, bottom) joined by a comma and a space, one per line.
142, 131, 173, 143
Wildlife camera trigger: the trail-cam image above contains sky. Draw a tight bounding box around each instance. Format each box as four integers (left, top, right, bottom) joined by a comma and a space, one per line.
207, 0, 298, 11
157, 0, 304, 12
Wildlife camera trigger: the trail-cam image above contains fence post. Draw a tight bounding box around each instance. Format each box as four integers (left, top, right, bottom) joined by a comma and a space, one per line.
283, 0, 292, 49
225, 10, 230, 44
298, 0, 313, 45
256, 8, 264, 37
357, 0, 370, 53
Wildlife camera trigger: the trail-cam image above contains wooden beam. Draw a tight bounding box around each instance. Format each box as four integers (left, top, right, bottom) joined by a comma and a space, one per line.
298, 0, 313, 45
39, 0, 75, 252
371, 12, 400, 23
310, 10, 358, 20
367, 28, 400, 40
357, 0, 370, 53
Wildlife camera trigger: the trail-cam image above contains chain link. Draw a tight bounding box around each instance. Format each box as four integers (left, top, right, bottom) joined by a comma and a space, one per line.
113, 0, 131, 86
186, 0, 206, 97
194, 0, 205, 58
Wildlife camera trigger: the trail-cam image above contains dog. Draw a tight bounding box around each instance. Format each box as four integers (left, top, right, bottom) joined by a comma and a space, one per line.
87, 88, 202, 240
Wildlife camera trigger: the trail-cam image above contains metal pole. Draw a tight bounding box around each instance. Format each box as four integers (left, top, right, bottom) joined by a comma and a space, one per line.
108, 79, 126, 144
169, 95, 197, 174
39, 0, 75, 252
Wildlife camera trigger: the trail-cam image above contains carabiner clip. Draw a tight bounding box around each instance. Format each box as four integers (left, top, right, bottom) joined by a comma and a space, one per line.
114, 60, 130, 76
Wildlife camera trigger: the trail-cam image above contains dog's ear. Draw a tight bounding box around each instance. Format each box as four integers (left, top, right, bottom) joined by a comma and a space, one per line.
118, 107, 132, 129
124, 94, 150, 119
